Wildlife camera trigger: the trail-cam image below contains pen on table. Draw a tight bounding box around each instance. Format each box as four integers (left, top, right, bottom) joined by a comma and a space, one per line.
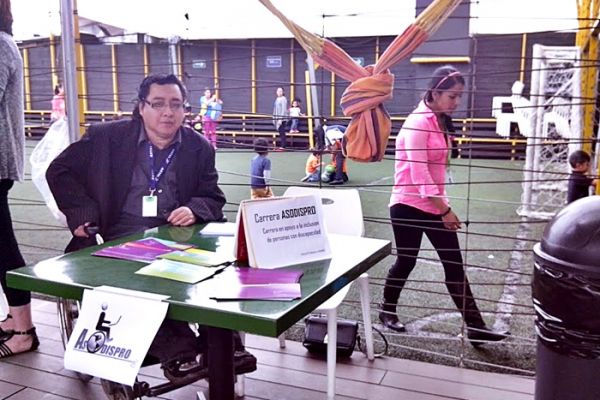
197, 261, 233, 283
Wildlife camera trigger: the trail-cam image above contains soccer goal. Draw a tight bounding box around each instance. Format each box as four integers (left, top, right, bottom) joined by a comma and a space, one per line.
518, 45, 582, 219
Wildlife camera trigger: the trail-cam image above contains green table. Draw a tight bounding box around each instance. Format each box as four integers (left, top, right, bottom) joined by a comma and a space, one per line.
7, 224, 390, 399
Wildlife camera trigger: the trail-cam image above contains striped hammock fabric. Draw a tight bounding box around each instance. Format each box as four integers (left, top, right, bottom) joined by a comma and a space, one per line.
259, 0, 462, 162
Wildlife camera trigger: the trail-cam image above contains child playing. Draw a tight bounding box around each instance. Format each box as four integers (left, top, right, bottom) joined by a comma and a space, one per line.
323, 125, 348, 185
301, 148, 323, 182
567, 150, 597, 203
250, 138, 273, 199
289, 99, 303, 133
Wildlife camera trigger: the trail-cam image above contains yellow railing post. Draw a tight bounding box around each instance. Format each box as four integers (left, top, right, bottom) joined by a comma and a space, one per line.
576, 0, 600, 192
49, 35, 59, 89
72, 0, 87, 135
290, 39, 295, 101
143, 44, 150, 76
213, 41, 220, 98
330, 72, 336, 117
519, 33, 527, 83
21, 48, 31, 111
251, 40, 256, 114
177, 43, 183, 81
110, 44, 119, 113
305, 70, 314, 149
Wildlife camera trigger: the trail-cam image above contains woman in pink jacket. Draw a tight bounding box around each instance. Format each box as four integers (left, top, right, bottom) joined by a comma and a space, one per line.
379, 66, 509, 346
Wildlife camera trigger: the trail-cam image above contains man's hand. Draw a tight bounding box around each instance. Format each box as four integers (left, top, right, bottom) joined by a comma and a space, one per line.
74, 222, 92, 238
168, 206, 197, 226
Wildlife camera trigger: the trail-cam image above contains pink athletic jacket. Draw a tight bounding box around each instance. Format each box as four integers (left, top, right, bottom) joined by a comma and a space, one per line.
389, 101, 449, 214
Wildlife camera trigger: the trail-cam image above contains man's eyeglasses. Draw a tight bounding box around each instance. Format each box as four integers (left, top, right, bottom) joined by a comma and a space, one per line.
143, 100, 184, 112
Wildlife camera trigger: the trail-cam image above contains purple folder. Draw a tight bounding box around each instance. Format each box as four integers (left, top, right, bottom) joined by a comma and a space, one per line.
129, 237, 194, 251
209, 283, 302, 301
132, 238, 174, 251
92, 244, 174, 263
227, 268, 304, 285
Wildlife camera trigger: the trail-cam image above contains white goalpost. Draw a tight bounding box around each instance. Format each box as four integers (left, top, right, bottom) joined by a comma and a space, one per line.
518, 44, 582, 219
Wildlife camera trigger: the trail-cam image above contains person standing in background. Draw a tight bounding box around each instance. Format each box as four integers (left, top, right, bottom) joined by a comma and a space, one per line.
200, 88, 222, 149
272, 87, 288, 150
50, 83, 66, 122
0, 0, 39, 359
205, 93, 222, 148
288, 98, 303, 133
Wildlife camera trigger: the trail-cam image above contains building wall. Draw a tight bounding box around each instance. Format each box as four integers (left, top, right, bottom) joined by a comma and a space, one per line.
147, 44, 170, 75
84, 44, 112, 111
256, 38, 291, 115
116, 44, 146, 112
19, 31, 576, 120
414, 0, 471, 59
27, 45, 53, 110
181, 41, 214, 111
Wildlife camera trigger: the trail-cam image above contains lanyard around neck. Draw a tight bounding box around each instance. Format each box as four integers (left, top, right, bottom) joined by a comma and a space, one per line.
148, 143, 177, 194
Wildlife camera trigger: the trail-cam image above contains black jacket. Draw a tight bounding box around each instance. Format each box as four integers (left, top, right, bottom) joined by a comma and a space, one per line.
567, 171, 592, 204
47, 118, 226, 251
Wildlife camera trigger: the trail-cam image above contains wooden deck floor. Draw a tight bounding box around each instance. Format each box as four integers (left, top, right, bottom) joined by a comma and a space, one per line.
0, 299, 535, 400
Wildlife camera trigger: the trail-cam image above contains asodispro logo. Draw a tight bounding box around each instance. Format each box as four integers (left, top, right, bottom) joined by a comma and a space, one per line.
73, 302, 133, 360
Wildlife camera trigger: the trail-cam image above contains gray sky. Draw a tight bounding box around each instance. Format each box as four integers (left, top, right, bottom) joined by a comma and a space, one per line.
12, 0, 578, 41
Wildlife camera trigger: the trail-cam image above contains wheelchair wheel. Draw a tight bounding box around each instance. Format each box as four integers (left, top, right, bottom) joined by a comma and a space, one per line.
56, 298, 94, 382
57, 298, 78, 348
100, 379, 135, 400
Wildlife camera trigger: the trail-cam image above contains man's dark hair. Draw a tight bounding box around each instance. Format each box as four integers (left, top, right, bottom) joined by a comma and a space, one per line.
254, 138, 269, 154
0, 0, 14, 36
569, 150, 591, 168
132, 74, 187, 120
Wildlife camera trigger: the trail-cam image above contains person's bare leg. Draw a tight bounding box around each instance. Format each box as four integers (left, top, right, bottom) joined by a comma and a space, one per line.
0, 312, 14, 331
1, 303, 37, 355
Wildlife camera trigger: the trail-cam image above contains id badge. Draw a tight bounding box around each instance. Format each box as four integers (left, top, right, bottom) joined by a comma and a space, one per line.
142, 195, 158, 217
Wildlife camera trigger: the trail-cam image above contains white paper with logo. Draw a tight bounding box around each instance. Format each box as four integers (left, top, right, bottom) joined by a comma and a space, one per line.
64, 287, 169, 385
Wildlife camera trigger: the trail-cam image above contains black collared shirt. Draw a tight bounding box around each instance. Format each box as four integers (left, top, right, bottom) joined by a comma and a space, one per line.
105, 126, 182, 240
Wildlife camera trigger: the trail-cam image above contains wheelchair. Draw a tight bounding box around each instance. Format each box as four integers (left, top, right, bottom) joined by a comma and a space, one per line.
57, 298, 246, 399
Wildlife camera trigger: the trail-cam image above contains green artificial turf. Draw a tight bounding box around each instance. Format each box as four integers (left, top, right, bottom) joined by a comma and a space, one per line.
14, 141, 542, 375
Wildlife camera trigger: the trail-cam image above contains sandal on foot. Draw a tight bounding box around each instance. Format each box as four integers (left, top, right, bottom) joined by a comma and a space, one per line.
0, 327, 40, 358
0, 314, 14, 342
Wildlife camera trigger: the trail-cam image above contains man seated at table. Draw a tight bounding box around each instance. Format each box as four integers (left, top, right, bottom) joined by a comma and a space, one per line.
46, 73, 256, 383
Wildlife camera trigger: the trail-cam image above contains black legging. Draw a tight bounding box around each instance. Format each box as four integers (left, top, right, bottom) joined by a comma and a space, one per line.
382, 202, 485, 328
0, 179, 30, 307
278, 123, 287, 148
333, 149, 345, 181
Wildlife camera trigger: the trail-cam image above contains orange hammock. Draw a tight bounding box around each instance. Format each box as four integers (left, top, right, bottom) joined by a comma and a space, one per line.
259, 0, 462, 162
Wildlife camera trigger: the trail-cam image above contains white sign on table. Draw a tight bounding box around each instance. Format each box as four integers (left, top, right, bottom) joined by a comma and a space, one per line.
63, 286, 169, 386
234, 195, 331, 269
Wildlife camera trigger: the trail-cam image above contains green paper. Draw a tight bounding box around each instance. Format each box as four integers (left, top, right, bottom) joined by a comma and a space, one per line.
135, 259, 216, 283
